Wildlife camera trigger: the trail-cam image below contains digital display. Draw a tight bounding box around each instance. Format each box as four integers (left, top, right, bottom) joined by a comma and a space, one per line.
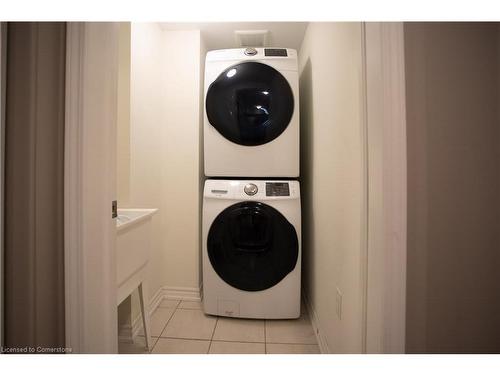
264, 48, 287, 57
266, 182, 290, 196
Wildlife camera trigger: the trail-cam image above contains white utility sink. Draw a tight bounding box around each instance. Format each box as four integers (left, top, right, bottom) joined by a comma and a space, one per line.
116, 208, 158, 352
116, 208, 158, 295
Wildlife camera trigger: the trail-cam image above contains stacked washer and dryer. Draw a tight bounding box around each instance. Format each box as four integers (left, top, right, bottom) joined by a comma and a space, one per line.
202, 47, 301, 319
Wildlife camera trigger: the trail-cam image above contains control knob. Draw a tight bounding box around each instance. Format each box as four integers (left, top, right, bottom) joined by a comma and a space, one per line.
244, 183, 258, 196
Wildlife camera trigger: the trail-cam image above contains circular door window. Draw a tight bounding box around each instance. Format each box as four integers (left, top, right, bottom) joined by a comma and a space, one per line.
206, 62, 294, 146
207, 201, 299, 291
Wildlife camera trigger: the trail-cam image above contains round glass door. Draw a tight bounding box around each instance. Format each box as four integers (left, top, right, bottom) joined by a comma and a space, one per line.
207, 201, 299, 291
206, 62, 294, 146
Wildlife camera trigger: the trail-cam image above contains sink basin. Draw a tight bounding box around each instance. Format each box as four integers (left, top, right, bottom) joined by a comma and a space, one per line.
117, 208, 158, 232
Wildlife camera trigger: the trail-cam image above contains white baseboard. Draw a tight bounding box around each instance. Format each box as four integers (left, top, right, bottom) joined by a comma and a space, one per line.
303, 290, 330, 354
162, 286, 201, 301
148, 286, 165, 315
131, 285, 202, 338
199, 282, 203, 301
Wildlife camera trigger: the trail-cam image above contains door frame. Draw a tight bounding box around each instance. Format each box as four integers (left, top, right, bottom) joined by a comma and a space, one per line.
61, 20, 408, 354
363, 22, 407, 353
64, 22, 119, 353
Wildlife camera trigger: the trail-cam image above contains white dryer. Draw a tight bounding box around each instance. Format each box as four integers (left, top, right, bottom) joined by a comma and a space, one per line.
204, 48, 300, 178
202, 179, 301, 319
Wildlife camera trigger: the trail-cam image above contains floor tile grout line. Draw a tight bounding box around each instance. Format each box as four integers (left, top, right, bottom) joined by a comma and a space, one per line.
151, 298, 181, 351
207, 317, 219, 354
176, 308, 202, 310
210, 339, 266, 344
265, 342, 320, 346
150, 337, 317, 346
207, 340, 266, 354
155, 337, 211, 342
159, 335, 219, 342
150, 333, 159, 350
156, 337, 267, 345
156, 298, 216, 351
134, 299, 180, 351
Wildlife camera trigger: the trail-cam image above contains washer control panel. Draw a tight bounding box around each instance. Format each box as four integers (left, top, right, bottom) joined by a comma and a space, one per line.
244, 183, 258, 196
204, 180, 299, 200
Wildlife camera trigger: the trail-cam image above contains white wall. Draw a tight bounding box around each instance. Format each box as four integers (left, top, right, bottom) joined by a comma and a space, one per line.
117, 23, 131, 207
161, 29, 203, 290
129, 23, 168, 300
123, 24, 203, 306
299, 22, 366, 353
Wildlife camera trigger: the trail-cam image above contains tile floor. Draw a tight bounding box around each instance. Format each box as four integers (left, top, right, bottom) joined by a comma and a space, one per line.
119, 298, 320, 354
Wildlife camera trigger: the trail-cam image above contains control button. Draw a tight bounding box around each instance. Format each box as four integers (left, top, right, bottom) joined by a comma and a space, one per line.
244, 183, 258, 196
244, 48, 258, 56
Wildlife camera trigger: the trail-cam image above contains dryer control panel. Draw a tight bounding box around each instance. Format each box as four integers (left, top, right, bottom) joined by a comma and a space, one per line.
265, 182, 290, 196
206, 48, 298, 65
264, 48, 288, 57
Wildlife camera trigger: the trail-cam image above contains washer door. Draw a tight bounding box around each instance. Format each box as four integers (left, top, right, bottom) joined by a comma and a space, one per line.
207, 201, 299, 292
206, 62, 294, 146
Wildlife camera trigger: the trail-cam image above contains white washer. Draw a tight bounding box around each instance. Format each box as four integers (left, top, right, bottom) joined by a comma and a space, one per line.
204, 48, 300, 178
202, 179, 301, 319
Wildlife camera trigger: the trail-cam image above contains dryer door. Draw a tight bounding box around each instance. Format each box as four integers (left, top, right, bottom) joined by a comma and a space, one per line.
207, 201, 299, 291
206, 62, 294, 146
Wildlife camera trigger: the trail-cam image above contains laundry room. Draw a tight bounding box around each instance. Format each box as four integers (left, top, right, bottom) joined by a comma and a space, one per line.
114, 22, 366, 354
4, 0, 500, 367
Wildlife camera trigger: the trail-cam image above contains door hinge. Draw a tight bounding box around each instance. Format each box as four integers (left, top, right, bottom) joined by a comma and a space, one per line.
112, 200, 117, 219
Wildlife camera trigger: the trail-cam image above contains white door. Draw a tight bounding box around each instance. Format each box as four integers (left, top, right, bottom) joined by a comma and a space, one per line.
65, 22, 119, 354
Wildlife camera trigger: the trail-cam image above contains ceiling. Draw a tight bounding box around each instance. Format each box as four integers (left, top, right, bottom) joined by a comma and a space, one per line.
159, 22, 308, 51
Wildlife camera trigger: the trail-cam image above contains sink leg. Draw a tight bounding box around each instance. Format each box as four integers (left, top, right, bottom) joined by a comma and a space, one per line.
138, 282, 152, 352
